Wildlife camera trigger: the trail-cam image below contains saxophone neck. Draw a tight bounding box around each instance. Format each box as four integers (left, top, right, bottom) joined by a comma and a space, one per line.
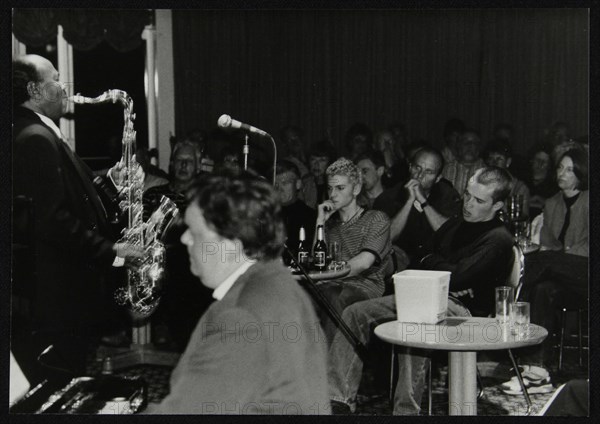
69, 89, 130, 106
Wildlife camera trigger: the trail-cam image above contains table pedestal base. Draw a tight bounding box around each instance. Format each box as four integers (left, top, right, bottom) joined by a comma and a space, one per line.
96, 323, 180, 370
448, 351, 477, 415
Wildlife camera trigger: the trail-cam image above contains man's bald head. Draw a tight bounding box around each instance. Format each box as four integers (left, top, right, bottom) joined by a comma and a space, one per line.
13, 54, 66, 120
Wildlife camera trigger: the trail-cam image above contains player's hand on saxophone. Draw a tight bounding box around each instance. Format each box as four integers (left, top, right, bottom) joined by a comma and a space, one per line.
113, 242, 145, 270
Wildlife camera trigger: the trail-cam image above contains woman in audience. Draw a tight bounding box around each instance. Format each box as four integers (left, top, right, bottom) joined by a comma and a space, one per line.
525, 143, 558, 219
502, 148, 588, 395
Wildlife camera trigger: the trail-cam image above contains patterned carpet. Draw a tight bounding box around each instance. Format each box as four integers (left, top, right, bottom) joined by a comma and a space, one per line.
85, 338, 587, 416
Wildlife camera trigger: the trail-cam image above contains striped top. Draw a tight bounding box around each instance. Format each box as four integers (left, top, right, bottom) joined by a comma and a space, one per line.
441, 158, 484, 198
325, 209, 392, 297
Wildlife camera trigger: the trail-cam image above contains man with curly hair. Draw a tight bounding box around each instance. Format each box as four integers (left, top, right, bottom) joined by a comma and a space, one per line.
313, 158, 392, 341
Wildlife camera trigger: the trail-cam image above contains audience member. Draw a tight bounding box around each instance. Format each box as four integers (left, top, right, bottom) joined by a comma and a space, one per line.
345, 123, 373, 160
388, 122, 410, 158
484, 138, 531, 217
504, 149, 588, 394
442, 129, 485, 197
492, 123, 529, 179
525, 142, 558, 218
148, 172, 329, 414
185, 128, 208, 170
314, 158, 391, 341
440, 118, 466, 164
274, 160, 317, 263
306, 140, 337, 208
218, 145, 242, 175
373, 128, 408, 187
403, 139, 430, 162
374, 147, 461, 265
355, 150, 386, 209
328, 167, 514, 415
545, 121, 571, 147
136, 146, 170, 191
143, 140, 203, 219
493, 123, 515, 142
278, 125, 318, 207
143, 140, 211, 350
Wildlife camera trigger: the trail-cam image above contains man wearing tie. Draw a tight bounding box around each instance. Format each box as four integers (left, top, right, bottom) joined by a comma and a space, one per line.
12, 54, 142, 381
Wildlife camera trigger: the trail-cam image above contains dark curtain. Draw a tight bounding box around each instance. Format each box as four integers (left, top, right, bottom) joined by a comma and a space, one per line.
172, 9, 588, 156
13, 9, 150, 52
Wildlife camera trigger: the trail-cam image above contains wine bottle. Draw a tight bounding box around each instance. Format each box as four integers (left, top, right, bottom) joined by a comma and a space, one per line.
313, 225, 327, 271
297, 227, 309, 267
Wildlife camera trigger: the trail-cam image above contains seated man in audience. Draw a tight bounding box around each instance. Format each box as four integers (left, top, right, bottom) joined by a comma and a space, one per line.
306, 140, 337, 208
440, 118, 466, 164
484, 138, 531, 218
328, 167, 514, 415
143, 140, 210, 350
374, 147, 461, 266
148, 172, 329, 414
442, 129, 485, 197
143, 140, 203, 219
274, 160, 316, 263
345, 123, 374, 161
373, 128, 408, 188
355, 150, 386, 209
315, 158, 391, 341
278, 125, 318, 207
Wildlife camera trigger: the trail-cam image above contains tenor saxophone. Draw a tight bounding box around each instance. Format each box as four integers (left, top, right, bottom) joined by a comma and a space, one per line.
71, 90, 178, 316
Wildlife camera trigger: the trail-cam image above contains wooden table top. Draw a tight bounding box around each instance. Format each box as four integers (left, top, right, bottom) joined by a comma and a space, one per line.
375, 316, 547, 351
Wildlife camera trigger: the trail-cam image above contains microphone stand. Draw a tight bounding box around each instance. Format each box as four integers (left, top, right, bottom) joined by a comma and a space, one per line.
268, 134, 277, 185
239, 132, 276, 185
283, 244, 368, 360
243, 134, 249, 171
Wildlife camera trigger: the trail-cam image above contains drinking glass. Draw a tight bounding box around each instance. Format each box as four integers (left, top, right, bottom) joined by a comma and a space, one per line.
495, 286, 514, 324
516, 221, 531, 249
510, 301, 531, 337
328, 241, 342, 270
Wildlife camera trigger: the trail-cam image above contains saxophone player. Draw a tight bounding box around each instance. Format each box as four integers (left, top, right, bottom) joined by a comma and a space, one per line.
12, 54, 144, 382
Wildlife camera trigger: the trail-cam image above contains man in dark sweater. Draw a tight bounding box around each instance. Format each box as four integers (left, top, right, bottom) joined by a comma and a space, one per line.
373, 147, 461, 266
274, 160, 317, 263
328, 166, 514, 415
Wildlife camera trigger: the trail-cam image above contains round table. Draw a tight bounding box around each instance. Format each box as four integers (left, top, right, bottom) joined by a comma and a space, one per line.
375, 317, 548, 415
521, 243, 540, 255
290, 265, 350, 281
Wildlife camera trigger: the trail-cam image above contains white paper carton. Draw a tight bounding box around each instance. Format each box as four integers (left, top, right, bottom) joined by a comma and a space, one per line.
393, 270, 451, 324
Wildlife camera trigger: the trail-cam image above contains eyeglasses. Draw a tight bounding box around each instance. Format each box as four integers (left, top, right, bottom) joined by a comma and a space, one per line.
409, 163, 437, 177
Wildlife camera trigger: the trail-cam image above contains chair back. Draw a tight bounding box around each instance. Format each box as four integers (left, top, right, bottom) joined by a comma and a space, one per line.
383, 245, 409, 295
507, 243, 525, 301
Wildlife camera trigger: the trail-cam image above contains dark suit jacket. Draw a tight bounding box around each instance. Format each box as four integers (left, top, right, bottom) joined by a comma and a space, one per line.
152, 260, 330, 414
13, 107, 116, 332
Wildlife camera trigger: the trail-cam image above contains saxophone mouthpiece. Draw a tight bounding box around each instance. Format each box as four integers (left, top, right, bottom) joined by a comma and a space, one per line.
69, 94, 86, 104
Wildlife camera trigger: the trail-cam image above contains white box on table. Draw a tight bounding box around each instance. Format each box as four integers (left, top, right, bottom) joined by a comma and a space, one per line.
393, 270, 451, 324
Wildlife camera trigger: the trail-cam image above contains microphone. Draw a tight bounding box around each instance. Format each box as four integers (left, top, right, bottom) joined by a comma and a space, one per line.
217, 114, 269, 136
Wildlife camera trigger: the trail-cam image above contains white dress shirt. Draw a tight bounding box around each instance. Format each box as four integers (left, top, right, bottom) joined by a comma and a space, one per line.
212, 260, 257, 301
